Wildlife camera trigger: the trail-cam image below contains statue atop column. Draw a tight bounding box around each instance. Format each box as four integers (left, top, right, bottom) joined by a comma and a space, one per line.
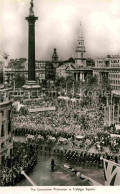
23, 0, 40, 99
29, 0, 34, 16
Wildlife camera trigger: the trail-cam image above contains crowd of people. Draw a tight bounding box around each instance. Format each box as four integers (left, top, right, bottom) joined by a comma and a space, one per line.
12, 98, 104, 136
11, 98, 120, 154
1, 138, 119, 186
22, 97, 54, 109
2, 97, 120, 186
0, 141, 38, 186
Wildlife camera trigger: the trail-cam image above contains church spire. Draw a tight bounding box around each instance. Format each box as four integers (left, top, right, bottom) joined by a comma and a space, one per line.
78, 22, 83, 40
75, 22, 86, 67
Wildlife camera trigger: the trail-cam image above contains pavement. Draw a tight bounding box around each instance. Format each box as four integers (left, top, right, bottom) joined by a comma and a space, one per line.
14, 136, 105, 186
16, 155, 91, 186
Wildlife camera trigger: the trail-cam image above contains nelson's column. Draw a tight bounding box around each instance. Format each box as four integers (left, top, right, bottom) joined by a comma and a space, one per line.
23, 0, 40, 98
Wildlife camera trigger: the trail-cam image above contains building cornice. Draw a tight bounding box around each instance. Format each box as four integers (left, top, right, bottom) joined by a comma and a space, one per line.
0, 100, 13, 108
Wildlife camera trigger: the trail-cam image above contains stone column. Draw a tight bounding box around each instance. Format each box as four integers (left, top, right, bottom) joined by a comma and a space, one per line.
104, 106, 106, 126
80, 73, 82, 80
113, 105, 114, 124
100, 73, 102, 82
108, 105, 111, 126
117, 104, 120, 123
22, 1, 40, 98
26, 15, 38, 81
82, 73, 85, 81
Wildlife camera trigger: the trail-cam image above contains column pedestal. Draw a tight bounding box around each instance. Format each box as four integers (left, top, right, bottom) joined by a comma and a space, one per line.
23, 81, 41, 99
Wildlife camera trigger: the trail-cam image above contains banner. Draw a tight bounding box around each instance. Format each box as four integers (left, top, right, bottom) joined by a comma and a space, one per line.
102, 158, 120, 186
29, 106, 56, 113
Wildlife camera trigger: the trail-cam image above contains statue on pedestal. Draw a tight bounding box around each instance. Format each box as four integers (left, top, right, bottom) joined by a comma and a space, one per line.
29, 0, 34, 16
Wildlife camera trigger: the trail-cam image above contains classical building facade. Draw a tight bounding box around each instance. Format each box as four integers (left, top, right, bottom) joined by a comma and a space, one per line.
4, 60, 46, 89
94, 55, 120, 125
0, 81, 13, 164
56, 64, 70, 78
94, 55, 120, 91
35, 60, 46, 84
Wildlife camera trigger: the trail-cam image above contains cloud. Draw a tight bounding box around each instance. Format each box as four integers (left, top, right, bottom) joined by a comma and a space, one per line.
1, 0, 120, 60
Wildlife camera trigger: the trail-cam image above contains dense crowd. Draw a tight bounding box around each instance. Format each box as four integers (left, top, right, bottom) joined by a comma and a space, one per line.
2, 96, 119, 186
1, 138, 119, 186
22, 97, 54, 109
0, 141, 38, 186
62, 149, 118, 166
11, 98, 120, 154
13, 98, 104, 136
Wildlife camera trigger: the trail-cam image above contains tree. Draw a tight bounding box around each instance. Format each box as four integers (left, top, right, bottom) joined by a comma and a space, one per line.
55, 76, 66, 88
8, 58, 27, 69
100, 79, 111, 93
85, 74, 98, 89
66, 75, 74, 83
98, 78, 112, 105
14, 73, 26, 88
83, 75, 99, 95
19, 106, 29, 116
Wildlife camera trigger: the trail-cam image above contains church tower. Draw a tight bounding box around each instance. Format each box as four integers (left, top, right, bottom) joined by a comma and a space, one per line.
52, 48, 58, 62
75, 22, 86, 67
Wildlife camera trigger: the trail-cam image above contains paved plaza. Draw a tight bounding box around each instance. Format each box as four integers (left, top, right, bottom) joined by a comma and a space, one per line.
16, 154, 103, 186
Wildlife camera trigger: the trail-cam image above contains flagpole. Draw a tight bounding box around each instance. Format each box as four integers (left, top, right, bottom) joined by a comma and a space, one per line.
60, 82, 62, 96
113, 104, 114, 124
21, 170, 37, 186
73, 82, 75, 97
108, 105, 111, 126
66, 82, 67, 97
118, 103, 119, 123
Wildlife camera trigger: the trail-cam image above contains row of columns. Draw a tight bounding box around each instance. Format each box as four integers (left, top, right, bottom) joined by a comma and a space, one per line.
104, 105, 115, 126
104, 104, 120, 126
74, 72, 85, 82
100, 72, 108, 82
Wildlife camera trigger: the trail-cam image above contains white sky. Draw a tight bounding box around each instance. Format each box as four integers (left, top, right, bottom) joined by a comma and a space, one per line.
1, 0, 120, 60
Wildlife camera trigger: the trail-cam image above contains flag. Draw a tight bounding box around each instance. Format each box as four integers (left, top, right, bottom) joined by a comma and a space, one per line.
102, 158, 120, 186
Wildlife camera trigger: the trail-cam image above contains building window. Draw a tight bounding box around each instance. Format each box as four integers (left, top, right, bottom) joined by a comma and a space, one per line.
1, 155, 5, 164
81, 53, 83, 58
10, 148, 13, 157
1, 142, 5, 149
9, 137, 12, 143
0, 110, 4, 117
8, 110, 11, 120
1, 92, 5, 101
1, 123, 5, 137
8, 121, 11, 134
